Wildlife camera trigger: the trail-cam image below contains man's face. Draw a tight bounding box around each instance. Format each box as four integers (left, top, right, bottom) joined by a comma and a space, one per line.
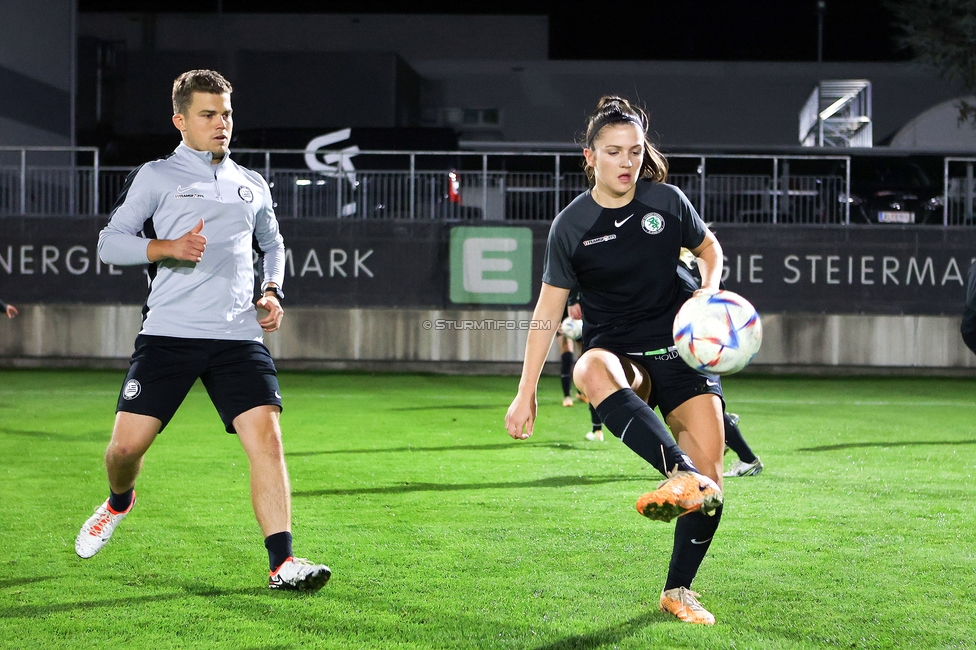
172, 91, 233, 163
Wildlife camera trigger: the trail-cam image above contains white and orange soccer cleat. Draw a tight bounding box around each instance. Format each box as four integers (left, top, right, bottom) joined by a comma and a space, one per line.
635, 470, 722, 522
75, 493, 136, 559
562, 396, 574, 407
659, 587, 716, 625
269, 557, 331, 592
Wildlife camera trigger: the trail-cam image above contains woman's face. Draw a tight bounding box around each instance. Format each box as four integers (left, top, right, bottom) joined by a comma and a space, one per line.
584, 122, 644, 201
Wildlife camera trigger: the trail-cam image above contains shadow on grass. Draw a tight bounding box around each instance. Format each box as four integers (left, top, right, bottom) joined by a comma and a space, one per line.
387, 403, 507, 411
288, 441, 595, 457
532, 611, 662, 649
0, 426, 106, 443
293, 474, 645, 497
799, 439, 976, 452
0, 582, 266, 619
0, 576, 56, 589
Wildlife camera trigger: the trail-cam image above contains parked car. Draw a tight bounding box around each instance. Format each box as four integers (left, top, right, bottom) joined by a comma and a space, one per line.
844, 157, 944, 225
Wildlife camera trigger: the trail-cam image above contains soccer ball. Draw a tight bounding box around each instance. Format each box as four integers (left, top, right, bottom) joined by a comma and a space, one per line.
672, 290, 762, 375
560, 316, 583, 341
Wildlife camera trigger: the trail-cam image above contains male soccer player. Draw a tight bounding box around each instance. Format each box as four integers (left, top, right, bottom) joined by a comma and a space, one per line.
963, 260, 976, 355
74, 70, 330, 592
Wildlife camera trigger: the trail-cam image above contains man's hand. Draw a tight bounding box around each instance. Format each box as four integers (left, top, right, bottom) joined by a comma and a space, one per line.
4, 305, 17, 319
568, 303, 582, 320
255, 295, 283, 332
148, 219, 207, 263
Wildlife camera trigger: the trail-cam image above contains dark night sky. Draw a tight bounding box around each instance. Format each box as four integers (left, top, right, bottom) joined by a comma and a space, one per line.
79, 0, 911, 63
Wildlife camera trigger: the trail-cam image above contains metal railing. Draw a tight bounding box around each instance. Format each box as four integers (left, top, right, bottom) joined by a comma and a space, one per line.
3, 145, 939, 227
944, 158, 976, 226
0, 147, 100, 216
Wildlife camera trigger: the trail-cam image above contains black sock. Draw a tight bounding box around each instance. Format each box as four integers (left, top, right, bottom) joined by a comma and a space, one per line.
589, 404, 602, 432
595, 389, 698, 477
265, 531, 293, 571
724, 413, 757, 463
664, 505, 724, 591
560, 351, 574, 397
108, 487, 134, 513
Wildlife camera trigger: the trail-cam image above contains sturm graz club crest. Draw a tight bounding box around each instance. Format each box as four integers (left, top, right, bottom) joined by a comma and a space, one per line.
238, 186, 254, 203
122, 379, 141, 400
641, 213, 665, 235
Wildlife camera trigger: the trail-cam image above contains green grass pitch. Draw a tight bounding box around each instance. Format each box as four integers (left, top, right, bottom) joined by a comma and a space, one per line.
1, 369, 974, 649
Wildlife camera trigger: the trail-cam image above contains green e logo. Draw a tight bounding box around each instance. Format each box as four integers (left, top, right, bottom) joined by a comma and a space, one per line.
449, 226, 532, 304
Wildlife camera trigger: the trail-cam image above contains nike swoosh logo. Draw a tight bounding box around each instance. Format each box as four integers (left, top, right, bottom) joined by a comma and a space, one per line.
274, 391, 282, 399
176, 183, 207, 193
705, 379, 719, 387
690, 537, 712, 545
614, 214, 634, 227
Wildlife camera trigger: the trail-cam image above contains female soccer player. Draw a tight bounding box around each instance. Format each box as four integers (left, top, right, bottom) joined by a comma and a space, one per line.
505, 96, 727, 625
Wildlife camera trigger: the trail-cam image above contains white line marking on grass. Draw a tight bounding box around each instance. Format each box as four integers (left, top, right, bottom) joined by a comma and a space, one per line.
734, 398, 976, 407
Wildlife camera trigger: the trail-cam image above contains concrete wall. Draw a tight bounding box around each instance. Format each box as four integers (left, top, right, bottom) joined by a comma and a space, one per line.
1, 305, 974, 375
0, 0, 74, 146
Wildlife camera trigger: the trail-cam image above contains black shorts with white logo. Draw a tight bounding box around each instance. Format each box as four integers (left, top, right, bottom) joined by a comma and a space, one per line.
117, 335, 283, 433
616, 345, 724, 418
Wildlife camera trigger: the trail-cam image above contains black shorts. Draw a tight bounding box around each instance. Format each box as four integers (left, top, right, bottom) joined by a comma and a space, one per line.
117, 335, 283, 433
614, 345, 724, 418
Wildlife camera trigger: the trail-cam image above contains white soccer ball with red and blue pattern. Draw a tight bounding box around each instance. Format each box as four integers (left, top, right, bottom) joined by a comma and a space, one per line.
672, 290, 762, 375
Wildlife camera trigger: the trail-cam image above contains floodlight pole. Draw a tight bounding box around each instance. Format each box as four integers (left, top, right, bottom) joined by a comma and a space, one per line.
817, 1, 826, 63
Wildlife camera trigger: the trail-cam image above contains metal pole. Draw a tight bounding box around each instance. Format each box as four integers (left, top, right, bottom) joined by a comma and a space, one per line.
409, 153, 415, 219
264, 151, 270, 184
845, 156, 851, 225
482, 154, 488, 220
966, 162, 974, 225
93, 148, 100, 215
698, 156, 706, 221
816, 1, 826, 63
554, 154, 561, 217
336, 152, 343, 218
943, 157, 950, 226
19, 149, 26, 215
772, 157, 779, 224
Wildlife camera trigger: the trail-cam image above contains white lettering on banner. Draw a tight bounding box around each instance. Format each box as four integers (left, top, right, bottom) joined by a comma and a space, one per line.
65, 246, 89, 275
826, 255, 840, 285
42, 245, 59, 274
354, 249, 374, 278
749, 255, 763, 283
783, 255, 800, 284
883, 257, 899, 285
94, 256, 122, 275
0, 246, 10, 273
906, 257, 935, 285
462, 237, 518, 294
942, 258, 963, 285
805, 255, 822, 283
329, 249, 347, 277
283, 248, 295, 277
302, 249, 324, 277
861, 256, 874, 285
20, 245, 33, 274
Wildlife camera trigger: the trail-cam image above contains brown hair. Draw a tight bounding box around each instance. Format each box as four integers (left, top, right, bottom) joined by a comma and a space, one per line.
172, 70, 233, 115
581, 95, 668, 184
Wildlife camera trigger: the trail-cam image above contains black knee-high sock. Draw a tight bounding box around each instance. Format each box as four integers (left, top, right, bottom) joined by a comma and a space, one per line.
589, 404, 602, 431
560, 351, 574, 397
595, 389, 698, 477
724, 413, 757, 463
265, 531, 293, 571
664, 505, 724, 591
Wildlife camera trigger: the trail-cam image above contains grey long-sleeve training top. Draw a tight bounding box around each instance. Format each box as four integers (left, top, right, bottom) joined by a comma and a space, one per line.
98, 142, 285, 341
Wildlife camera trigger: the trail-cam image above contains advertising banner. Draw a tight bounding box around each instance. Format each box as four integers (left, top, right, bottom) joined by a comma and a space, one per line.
0, 217, 973, 315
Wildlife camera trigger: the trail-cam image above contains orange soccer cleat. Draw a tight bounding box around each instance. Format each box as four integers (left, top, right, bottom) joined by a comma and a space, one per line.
635, 470, 722, 522
659, 587, 716, 625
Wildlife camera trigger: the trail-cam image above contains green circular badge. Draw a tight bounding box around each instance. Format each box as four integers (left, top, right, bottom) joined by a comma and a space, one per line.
641, 213, 665, 234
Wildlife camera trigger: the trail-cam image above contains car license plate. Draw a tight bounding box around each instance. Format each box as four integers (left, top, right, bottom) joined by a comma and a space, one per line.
878, 211, 914, 223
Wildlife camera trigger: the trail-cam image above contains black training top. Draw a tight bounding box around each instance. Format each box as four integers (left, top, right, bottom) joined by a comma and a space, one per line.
542, 180, 708, 351
963, 261, 976, 335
